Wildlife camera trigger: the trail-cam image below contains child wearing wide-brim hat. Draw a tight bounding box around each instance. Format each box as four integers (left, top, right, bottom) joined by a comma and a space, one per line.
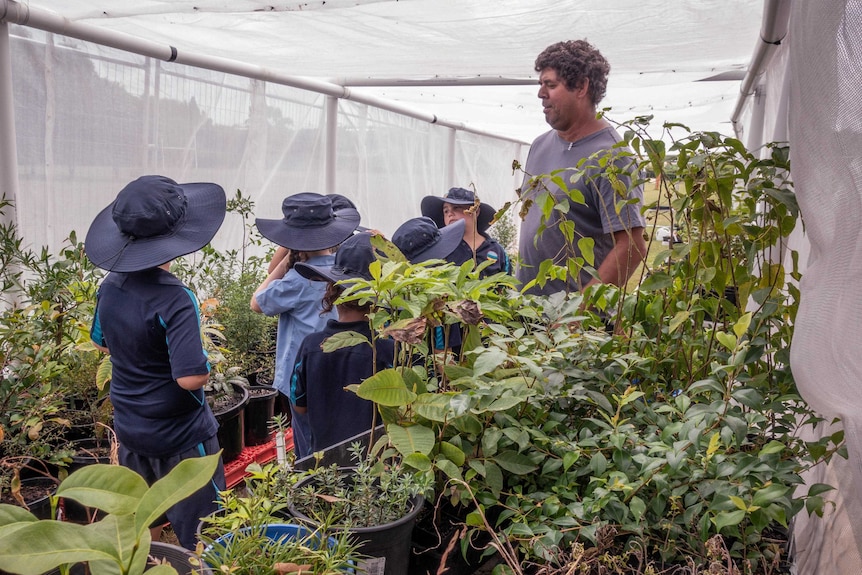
85, 175, 227, 550
420, 187, 510, 277
290, 233, 395, 455
251, 192, 361, 460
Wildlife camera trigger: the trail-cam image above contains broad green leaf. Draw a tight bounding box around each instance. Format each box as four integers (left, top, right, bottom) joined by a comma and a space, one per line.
562, 450, 579, 471
481, 427, 503, 457
387, 423, 435, 456
412, 392, 454, 422
135, 454, 220, 535
0, 520, 120, 575
493, 451, 538, 475
484, 395, 527, 412
355, 368, 417, 407
56, 464, 148, 514
321, 330, 370, 352
472, 347, 508, 378
0, 504, 38, 526
403, 452, 432, 472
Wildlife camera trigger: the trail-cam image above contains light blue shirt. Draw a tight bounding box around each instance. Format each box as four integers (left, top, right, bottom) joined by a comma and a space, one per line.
253, 254, 338, 397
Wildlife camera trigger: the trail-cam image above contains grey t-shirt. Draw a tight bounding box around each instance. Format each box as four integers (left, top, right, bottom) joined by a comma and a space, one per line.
517, 126, 645, 295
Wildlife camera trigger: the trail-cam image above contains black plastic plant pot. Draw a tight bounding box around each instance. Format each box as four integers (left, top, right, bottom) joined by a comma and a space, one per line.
61, 437, 114, 523
243, 385, 278, 447
289, 475, 424, 575
212, 383, 250, 463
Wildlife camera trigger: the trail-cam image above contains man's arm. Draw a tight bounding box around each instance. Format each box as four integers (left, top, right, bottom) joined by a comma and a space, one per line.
586, 227, 647, 288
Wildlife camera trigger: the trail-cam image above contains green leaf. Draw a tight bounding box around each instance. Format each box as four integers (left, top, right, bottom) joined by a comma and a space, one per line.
438, 441, 466, 466
493, 451, 538, 475
752, 484, 790, 508
562, 450, 579, 471
355, 368, 417, 407
640, 271, 673, 291
403, 452, 432, 472
715, 331, 737, 351
435, 457, 463, 481
56, 464, 149, 515
465, 510, 485, 527
320, 330, 369, 352
387, 423, 435, 456
484, 461, 504, 499
412, 392, 454, 422
135, 453, 220, 536
577, 237, 595, 266
0, 521, 120, 575
733, 312, 752, 339
807, 483, 836, 497
712, 509, 746, 533
629, 496, 646, 521
473, 347, 508, 377
668, 310, 690, 333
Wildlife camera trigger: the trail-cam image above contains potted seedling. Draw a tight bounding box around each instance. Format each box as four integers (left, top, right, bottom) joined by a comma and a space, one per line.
287, 441, 428, 575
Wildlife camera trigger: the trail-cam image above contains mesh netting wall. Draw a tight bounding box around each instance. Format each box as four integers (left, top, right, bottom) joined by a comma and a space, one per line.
781, 1, 862, 571
9, 25, 526, 257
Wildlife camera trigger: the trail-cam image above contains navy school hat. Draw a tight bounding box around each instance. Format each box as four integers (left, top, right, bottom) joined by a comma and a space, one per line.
420, 187, 496, 233
294, 232, 378, 283
255, 192, 361, 251
327, 193, 368, 232
84, 175, 227, 272
391, 217, 465, 263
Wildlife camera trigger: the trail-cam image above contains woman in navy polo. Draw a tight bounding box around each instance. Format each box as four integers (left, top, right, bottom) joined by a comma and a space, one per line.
86, 175, 227, 550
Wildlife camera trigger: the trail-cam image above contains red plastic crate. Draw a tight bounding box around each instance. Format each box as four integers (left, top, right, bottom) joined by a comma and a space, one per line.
224, 429, 293, 488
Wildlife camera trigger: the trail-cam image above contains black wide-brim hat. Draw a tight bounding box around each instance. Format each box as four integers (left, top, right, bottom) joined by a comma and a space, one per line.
256, 192, 361, 251
392, 217, 465, 263
85, 175, 227, 272
420, 187, 496, 233
295, 232, 377, 283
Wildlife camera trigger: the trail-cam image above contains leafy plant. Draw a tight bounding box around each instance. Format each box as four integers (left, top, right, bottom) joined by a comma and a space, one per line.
308, 123, 842, 573
0, 453, 221, 575
197, 461, 358, 574
288, 442, 429, 529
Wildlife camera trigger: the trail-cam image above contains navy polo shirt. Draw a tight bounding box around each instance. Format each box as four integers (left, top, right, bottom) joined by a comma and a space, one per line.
447, 237, 511, 277
90, 269, 217, 457
290, 320, 395, 454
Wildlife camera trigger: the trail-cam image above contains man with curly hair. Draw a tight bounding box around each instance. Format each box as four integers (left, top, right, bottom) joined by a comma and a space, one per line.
517, 40, 646, 296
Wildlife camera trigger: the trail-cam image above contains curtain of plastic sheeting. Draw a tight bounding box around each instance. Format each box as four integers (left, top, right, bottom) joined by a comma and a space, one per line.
781, 1, 862, 572
8, 25, 525, 259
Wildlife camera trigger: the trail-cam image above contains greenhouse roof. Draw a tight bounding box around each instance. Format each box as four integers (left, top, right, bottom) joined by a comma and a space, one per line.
6, 0, 766, 142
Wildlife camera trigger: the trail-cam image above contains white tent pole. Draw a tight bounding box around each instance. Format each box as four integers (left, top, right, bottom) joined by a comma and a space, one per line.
0, 21, 19, 212
0, 0, 527, 146
745, 86, 766, 156
730, 0, 791, 137
325, 95, 338, 195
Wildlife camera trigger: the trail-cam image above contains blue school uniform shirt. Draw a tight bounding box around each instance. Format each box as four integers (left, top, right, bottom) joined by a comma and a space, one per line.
253, 254, 338, 398
90, 268, 218, 457
290, 319, 395, 455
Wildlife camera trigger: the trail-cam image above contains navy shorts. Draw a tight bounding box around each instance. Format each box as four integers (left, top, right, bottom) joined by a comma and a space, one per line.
119, 434, 225, 550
